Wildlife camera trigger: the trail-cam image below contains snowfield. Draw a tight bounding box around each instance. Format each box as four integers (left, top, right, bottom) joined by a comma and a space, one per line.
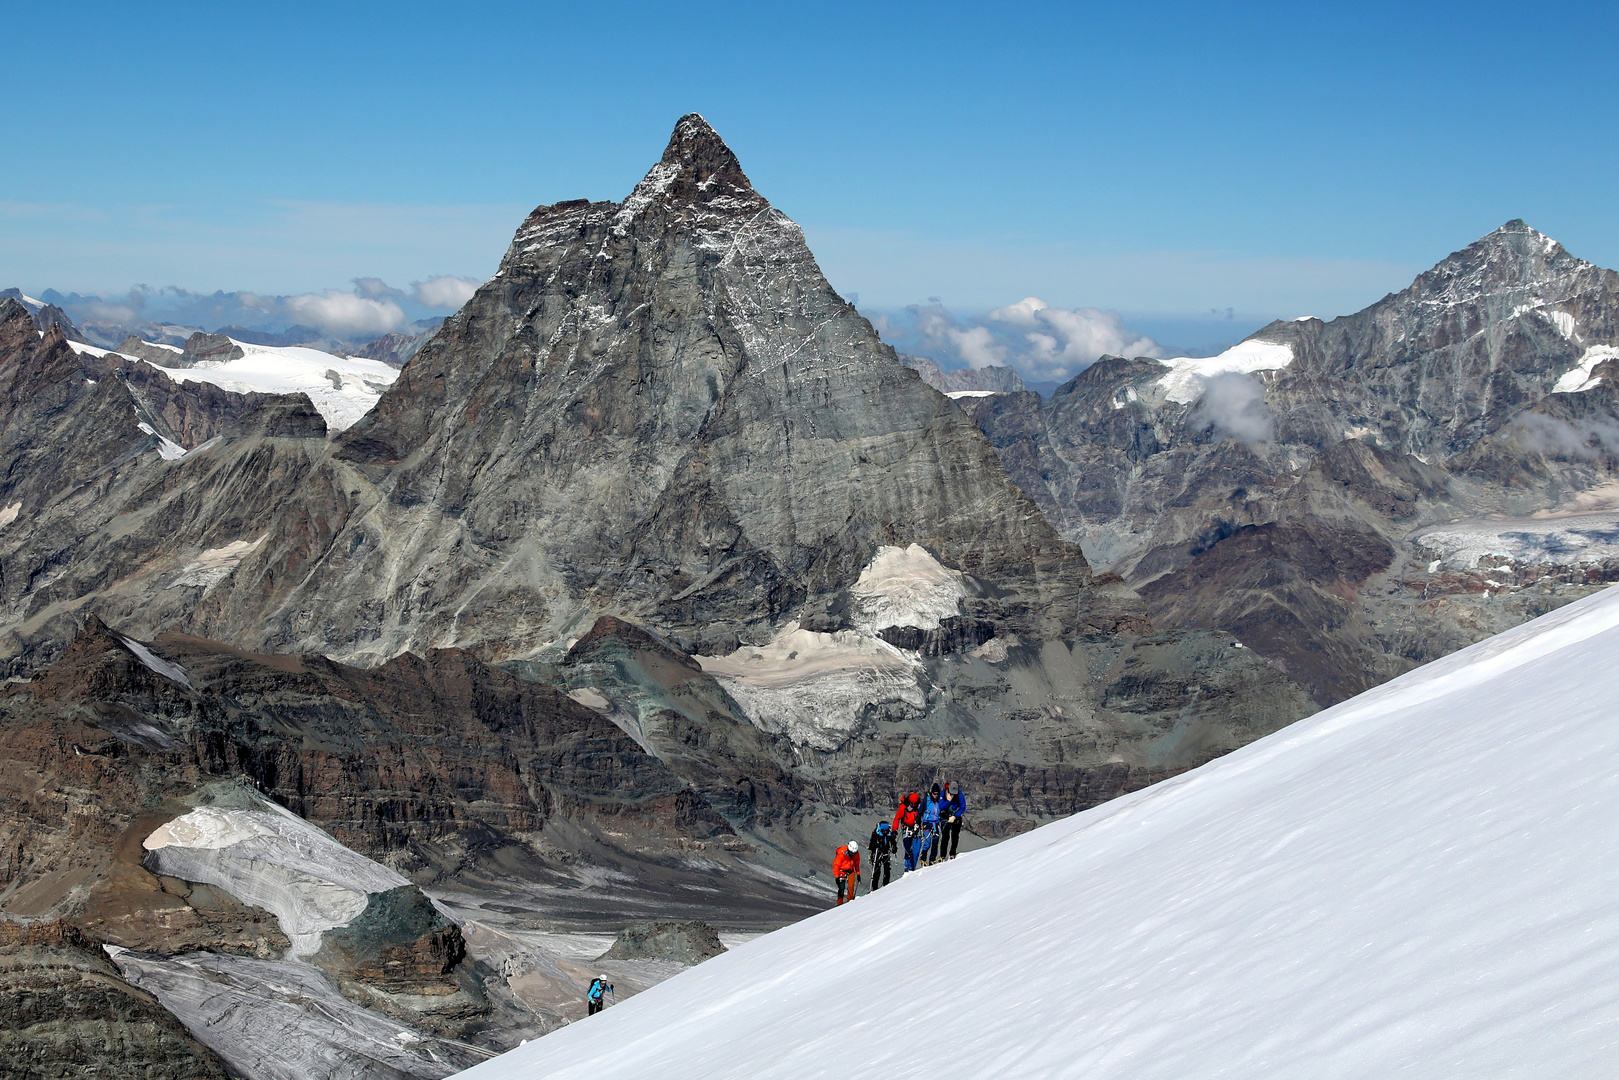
459, 584, 1619, 1079
1155, 338, 1294, 404
155, 341, 399, 431
61, 335, 400, 432
144, 803, 411, 956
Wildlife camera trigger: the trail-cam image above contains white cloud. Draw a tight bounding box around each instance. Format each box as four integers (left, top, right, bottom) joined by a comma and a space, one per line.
951, 325, 1004, 368
412, 275, 480, 309
988, 296, 1162, 375
353, 277, 405, 301
1189, 372, 1274, 443
283, 290, 406, 336
888, 299, 1161, 381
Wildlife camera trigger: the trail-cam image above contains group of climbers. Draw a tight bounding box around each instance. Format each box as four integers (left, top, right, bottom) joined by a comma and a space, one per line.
830, 781, 967, 905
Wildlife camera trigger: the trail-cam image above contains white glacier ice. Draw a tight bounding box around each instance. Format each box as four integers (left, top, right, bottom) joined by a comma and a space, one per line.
456, 583, 1619, 1079
696, 623, 922, 750
144, 804, 411, 956
1155, 339, 1295, 404
1413, 509, 1619, 569
847, 543, 967, 632
152, 341, 400, 432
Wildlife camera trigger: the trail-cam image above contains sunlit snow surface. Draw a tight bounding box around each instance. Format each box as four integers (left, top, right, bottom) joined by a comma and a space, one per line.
62, 336, 399, 432
1155, 338, 1294, 404
460, 585, 1619, 1079
1552, 345, 1619, 393
155, 342, 399, 431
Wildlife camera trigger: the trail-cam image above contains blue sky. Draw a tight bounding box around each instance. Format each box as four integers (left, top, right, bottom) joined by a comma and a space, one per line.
3, 0, 1615, 364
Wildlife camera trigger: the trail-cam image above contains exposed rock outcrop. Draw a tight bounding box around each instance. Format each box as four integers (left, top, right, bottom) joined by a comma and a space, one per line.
352, 329, 437, 366
0, 920, 229, 1080
901, 354, 1026, 393
596, 920, 725, 965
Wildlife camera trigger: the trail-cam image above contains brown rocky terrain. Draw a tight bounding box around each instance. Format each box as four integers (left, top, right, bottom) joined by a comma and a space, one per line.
0, 920, 229, 1080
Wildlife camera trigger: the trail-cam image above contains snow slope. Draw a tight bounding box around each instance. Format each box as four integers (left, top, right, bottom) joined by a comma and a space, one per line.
1155, 338, 1294, 403
458, 584, 1619, 1080
60, 334, 400, 432
144, 802, 410, 956
154, 341, 399, 431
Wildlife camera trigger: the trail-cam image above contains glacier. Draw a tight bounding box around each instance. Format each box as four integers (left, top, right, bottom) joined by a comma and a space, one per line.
454, 583, 1619, 1079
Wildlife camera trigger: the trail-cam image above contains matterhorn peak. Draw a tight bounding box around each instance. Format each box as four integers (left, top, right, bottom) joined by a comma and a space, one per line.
614, 113, 760, 222
657, 113, 752, 190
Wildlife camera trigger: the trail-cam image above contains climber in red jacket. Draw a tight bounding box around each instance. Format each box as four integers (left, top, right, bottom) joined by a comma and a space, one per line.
892, 791, 924, 871
833, 840, 861, 906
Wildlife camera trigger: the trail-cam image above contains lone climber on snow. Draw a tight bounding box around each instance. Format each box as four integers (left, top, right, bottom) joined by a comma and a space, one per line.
587, 974, 613, 1015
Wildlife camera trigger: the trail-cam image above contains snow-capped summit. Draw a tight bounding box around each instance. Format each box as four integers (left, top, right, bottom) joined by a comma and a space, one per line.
454, 583, 1619, 1080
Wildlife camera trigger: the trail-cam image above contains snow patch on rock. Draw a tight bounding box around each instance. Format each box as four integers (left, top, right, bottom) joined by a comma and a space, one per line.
1552, 345, 1619, 393
848, 544, 967, 632
0, 502, 19, 528
112, 631, 193, 689
136, 421, 188, 460
169, 535, 266, 589
697, 624, 923, 750
1155, 339, 1294, 404
143, 805, 410, 957
568, 687, 611, 711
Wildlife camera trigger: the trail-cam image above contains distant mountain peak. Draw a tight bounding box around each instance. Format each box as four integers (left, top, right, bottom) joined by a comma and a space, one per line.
613, 114, 760, 228
658, 113, 751, 190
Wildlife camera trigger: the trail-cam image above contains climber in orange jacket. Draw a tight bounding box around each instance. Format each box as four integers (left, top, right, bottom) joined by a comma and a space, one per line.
832, 840, 861, 906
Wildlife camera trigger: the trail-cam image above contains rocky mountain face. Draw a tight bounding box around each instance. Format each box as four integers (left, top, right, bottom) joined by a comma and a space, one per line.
351, 328, 438, 367
0, 616, 826, 1075
900, 354, 1027, 394
0, 287, 87, 344
0, 117, 1318, 1073
0, 920, 230, 1080
0, 118, 1308, 797
967, 220, 1619, 704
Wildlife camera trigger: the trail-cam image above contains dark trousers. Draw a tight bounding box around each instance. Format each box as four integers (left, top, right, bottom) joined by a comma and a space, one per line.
941, 817, 963, 858
588, 998, 604, 1015
921, 823, 941, 864
836, 874, 859, 905
870, 855, 892, 891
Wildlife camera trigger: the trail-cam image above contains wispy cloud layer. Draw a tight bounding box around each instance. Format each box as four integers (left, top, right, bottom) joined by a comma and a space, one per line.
871, 299, 1161, 381
45, 274, 484, 343
284, 290, 408, 336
